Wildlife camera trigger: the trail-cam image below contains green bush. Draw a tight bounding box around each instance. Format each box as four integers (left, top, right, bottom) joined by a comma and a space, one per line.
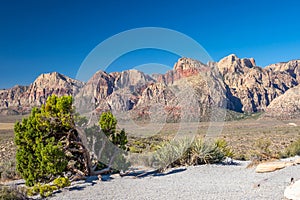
27, 177, 70, 198
215, 139, 234, 158
248, 138, 279, 167
14, 95, 75, 186
282, 138, 300, 158
189, 138, 226, 165
85, 112, 130, 172
53, 177, 71, 188
27, 183, 58, 198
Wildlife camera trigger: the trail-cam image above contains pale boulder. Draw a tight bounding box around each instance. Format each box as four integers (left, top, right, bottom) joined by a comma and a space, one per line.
284, 179, 300, 200
255, 161, 294, 173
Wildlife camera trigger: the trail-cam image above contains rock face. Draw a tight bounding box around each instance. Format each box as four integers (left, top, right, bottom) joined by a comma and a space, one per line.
0, 85, 28, 108
74, 70, 154, 114
263, 85, 300, 120
2, 55, 300, 120
218, 54, 298, 113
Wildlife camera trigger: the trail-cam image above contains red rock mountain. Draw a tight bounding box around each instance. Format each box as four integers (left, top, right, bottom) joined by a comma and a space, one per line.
1, 55, 300, 120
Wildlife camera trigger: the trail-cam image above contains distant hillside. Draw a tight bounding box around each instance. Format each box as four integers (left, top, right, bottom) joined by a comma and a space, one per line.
1, 55, 300, 120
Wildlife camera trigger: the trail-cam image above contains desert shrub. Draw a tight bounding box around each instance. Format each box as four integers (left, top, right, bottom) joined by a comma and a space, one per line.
14, 95, 91, 187
127, 136, 165, 154
150, 138, 232, 171
0, 185, 28, 200
151, 138, 190, 171
188, 138, 226, 165
215, 139, 234, 158
248, 138, 278, 167
252, 138, 278, 160
27, 183, 58, 198
53, 177, 71, 188
85, 112, 130, 172
281, 138, 300, 158
14, 95, 74, 186
0, 159, 20, 182
27, 177, 70, 198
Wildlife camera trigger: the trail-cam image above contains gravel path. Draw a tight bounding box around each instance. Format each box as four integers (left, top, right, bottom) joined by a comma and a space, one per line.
49, 159, 300, 200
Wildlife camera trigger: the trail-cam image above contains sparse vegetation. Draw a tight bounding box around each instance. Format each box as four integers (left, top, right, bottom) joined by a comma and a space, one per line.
0, 99, 300, 199
0, 159, 20, 182
281, 138, 300, 158
248, 138, 279, 167
27, 177, 70, 197
0, 184, 28, 200
53, 177, 71, 188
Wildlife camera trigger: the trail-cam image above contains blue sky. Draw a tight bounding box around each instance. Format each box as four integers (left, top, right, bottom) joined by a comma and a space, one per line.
1, 0, 300, 88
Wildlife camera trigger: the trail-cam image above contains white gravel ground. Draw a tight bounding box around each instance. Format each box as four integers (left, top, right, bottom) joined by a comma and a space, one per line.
49, 159, 300, 200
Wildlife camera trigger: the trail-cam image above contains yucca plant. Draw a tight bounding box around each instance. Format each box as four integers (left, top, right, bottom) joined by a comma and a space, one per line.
151, 138, 191, 172
188, 138, 226, 165
150, 137, 232, 171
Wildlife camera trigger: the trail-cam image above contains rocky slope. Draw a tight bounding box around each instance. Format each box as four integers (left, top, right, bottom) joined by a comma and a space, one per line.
263, 85, 300, 120
2, 55, 300, 120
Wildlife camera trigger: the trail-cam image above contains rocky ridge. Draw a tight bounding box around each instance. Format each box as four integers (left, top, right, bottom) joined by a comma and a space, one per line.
1, 55, 300, 120
0, 72, 83, 114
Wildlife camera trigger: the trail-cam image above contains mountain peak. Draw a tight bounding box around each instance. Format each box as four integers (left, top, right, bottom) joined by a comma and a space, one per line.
217, 54, 256, 75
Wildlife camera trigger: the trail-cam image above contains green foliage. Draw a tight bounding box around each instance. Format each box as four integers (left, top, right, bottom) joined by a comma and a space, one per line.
27, 177, 70, 197
152, 138, 190, 171
14, 95, 74, 186
127, 136, 165, 153
215, 139, 234, 158
27, 183, 58, 198
53, 177, 71, 188
99, 112, 128, 151
282, 138, 300, 158
0, 185, 28, 200
85, 112, 130, 172
99, 112, 117, 138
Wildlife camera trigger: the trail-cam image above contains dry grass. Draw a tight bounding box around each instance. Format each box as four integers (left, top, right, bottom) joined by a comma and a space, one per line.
0, 123, 14, 130
122, 118, 300, 160
0, 114, 299, 178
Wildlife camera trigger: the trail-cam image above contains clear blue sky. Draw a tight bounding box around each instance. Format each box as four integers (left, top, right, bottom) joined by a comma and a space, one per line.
1, 0, 300, 88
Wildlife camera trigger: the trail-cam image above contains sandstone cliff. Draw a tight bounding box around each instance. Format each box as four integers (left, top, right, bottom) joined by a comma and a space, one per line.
218, 54, 298, 113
